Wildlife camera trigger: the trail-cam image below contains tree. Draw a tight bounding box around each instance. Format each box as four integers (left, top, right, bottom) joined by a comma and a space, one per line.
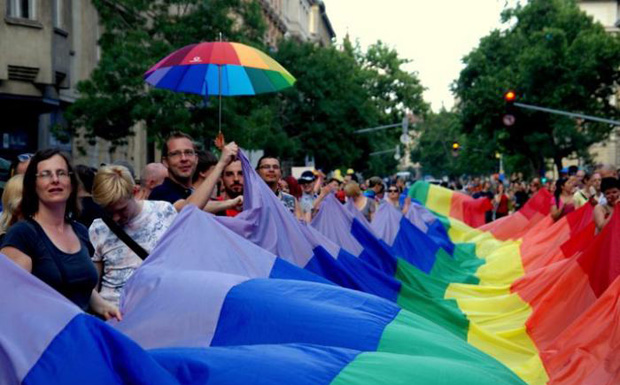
411, 110, 497, 178
454, 0, 620, 175
270, 38, 428, 174
62, 0, 268, 151
360, 41, 429, 176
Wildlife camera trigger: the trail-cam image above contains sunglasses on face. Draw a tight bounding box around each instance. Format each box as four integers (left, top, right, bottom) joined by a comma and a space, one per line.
388, 189, 399, 193
18, 153, 33, 162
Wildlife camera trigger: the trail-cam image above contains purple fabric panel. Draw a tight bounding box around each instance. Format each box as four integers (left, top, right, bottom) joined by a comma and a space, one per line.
112, 268, 249, 350
404, 201, 436, 232
311, 194, 363, 256
344, 200, 374, 232
0, 255, 81, 383
216, 151, 316, 267
298, 222, 342, 258
142, 206, 276, 277
371, 203, 403, 247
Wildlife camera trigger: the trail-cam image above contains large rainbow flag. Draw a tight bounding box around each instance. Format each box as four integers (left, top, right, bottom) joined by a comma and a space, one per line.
1, 162, 619, 385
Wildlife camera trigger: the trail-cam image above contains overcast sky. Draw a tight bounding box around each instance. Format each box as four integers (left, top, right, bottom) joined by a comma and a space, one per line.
326, 1, 513, 111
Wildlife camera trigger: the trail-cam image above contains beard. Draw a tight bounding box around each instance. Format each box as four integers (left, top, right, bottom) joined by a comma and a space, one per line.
225, 184, 243, 198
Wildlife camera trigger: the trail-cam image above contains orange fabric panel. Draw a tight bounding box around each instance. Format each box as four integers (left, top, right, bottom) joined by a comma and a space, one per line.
542, 276, 620, 385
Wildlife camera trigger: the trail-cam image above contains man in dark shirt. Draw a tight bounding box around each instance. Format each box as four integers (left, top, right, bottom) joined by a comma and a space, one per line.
149, 132, 198, 207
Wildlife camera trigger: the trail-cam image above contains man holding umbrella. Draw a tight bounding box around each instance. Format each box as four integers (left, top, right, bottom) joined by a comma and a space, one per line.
150, 131, 238, 212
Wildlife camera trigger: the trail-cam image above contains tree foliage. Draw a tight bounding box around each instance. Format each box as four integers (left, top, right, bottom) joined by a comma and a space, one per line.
454, 0, 620, 175
63, 1, 429, 175
63, 0, 267, 149
411, 110, 497, 178
272, 38, 428, 173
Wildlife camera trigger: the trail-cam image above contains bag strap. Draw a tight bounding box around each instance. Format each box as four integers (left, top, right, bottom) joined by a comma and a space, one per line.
101, 215, 149, 260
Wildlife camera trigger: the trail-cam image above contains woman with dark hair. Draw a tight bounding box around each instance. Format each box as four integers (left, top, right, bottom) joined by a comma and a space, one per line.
593, 177, 620, 234
0, 149, 120, 319
551, 177, 576, 221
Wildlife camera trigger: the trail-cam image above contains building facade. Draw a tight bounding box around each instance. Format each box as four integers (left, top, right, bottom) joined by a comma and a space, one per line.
578, 0, 620, 167
0, 0, 334, 179
283, 0, 335, 46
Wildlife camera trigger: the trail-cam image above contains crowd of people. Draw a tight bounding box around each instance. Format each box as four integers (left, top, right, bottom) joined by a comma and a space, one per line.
438, 164, 620, 233
0, 133, 618, 321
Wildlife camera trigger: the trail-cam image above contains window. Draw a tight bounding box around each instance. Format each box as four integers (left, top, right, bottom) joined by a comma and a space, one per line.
7, 0, 35, 20
53, 0, 62, 28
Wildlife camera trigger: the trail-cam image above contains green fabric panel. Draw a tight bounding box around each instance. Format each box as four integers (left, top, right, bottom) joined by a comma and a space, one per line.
430, 248, 481, 285
453, 243, 478, 262
330, 350, 527, 385
408, 181, 430, 205
395, 276, 469, 340
245, 67, 277, 93
375, 310, 528, 384
264, 70, 294, 90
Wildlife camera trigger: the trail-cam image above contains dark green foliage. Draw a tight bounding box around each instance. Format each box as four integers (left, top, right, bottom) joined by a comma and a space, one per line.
454, 0, 620, 175
63, 1, 428, 175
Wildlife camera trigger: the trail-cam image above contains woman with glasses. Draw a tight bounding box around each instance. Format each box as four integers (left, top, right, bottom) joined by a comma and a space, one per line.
385, 185, 402, 210
0, 149, 121, 320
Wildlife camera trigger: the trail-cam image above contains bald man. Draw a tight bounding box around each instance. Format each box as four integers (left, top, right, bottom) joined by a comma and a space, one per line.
135, 163, 168, 200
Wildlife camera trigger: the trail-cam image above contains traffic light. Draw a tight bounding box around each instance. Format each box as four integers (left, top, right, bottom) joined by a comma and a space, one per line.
451, 141, 460, 157
502, 90, 517, 127
504, 90, 516, 103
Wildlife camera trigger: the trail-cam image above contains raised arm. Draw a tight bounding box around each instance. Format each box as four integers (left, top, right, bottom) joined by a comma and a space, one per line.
174, 142, 239, 212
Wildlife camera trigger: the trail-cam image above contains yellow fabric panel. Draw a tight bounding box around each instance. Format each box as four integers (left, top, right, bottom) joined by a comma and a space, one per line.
230, 43, 270, 69
476, 240, 525, 286
467, 315, 549, 385
425, 185, 452, 217
446, 282, 512, 299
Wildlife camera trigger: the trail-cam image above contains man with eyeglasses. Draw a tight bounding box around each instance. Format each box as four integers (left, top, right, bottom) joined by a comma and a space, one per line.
150, 132, 238, 212
256, 155, 297, 216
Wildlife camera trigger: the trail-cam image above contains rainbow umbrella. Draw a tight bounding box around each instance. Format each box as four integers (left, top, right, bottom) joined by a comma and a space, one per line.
144, 40, 296, 134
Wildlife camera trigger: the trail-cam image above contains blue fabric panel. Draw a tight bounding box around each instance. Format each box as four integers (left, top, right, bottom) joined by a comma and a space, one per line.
391, 216, 440, 273
155, 65, 191, 92
226, 65, 255, 95
151, 344, 359, 385
350, 218, 398, 276
211, 279, 400, 350
427, 219, 455, 255
23, 314, 179, 385
177, 64, 208, 94
269, 256, 333, 285
304, 246, 401, 302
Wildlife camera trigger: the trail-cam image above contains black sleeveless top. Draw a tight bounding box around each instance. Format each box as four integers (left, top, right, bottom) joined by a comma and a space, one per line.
2, 219, 97, 311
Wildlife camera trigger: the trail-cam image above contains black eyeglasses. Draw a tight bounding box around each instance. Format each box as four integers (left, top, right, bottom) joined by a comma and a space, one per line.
167, 150, 196, 159
388, 189, 399, 193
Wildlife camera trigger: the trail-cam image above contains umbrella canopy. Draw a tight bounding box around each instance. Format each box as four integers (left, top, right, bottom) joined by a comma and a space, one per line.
144, 42, 296, 96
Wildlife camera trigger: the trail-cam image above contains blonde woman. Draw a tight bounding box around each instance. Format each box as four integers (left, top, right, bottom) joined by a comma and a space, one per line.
89, 165, 177, 307
344, 182, 376, 222
0, 174, 24, 239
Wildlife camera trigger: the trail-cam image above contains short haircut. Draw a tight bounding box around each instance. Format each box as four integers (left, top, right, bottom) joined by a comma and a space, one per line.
75, 165, 97, 194
601, 177, 620, 193
92, 165, 135, 209
568, 165, 579, 176
256, 154, 280, 170
344, 182, 361, 197
193, 150, 219, 183
22, 149, 81, 219
162, 131, 195, 159
368, 176, 382, 188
